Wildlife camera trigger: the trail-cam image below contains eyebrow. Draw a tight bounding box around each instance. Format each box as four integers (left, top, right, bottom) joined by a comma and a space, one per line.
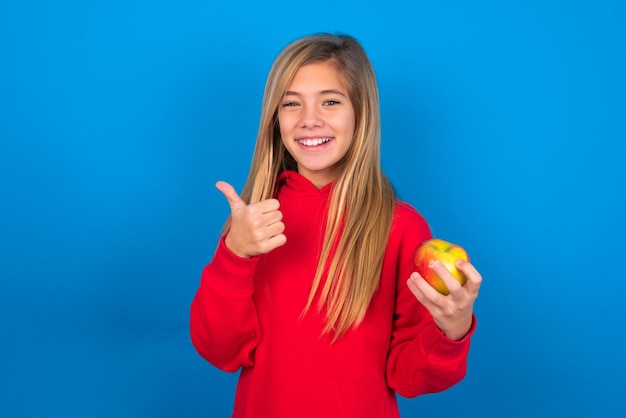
283, 89, 348, 97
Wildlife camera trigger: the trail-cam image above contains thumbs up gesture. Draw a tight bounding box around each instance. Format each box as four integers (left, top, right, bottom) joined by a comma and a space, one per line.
216, 181, 287, 258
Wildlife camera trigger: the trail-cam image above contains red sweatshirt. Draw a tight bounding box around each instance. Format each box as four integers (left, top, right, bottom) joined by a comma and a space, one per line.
190, 171, 475, 418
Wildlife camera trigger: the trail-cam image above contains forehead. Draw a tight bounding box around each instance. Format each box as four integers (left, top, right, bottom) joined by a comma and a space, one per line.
286, 61, 347, 91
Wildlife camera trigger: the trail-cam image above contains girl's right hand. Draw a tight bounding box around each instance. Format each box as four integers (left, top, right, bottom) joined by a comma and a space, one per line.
215, 181, 287, 258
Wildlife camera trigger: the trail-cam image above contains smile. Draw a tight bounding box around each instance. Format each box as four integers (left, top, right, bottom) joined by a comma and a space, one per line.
297, 137, 332, 147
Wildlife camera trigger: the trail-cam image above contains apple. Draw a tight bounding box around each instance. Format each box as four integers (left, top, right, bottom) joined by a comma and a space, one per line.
413, 238, 469, 295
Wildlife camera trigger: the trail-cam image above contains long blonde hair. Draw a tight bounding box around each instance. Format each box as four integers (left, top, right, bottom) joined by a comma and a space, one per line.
237, 34, 396, 340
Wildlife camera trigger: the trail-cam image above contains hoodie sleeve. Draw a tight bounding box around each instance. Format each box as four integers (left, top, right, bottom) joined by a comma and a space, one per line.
190, 236, 260, 372
385, 202, 476, 398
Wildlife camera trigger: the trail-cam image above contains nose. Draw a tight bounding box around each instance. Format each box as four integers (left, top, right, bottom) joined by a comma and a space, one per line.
299, 104, 322, 128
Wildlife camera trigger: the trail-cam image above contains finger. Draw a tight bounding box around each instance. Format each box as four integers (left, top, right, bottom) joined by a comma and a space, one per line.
266, 220, 285, 238
431, 260, 464, 295
254, 198, 280, 214
215, 181, 247, 211
406, 274, 426, 303
261, 209, 283, 227
256, 232, 287, 255
268, 232, 287, 249
407, 272, 444, 307
456, 260, 482, 294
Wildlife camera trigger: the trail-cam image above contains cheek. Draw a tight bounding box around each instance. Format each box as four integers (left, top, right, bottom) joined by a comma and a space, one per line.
343, 113, 356, 137
277, 121, 292, 150
277, 114, 294, 137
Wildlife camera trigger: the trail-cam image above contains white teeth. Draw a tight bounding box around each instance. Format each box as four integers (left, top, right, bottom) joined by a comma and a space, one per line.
298, 137, 331, 146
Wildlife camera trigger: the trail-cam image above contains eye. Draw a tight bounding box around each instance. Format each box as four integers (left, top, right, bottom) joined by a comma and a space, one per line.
323, 100, 340, 106
281, 101, 299, 107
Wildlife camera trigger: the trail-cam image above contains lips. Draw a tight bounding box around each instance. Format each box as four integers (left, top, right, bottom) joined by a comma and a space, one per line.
297, 137, 333, 147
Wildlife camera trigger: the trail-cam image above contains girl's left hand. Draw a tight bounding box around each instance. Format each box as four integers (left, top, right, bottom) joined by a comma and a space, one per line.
407, 260, 482, 341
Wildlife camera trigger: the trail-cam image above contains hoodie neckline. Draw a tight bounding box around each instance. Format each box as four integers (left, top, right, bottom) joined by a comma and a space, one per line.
277, 170, 335, 197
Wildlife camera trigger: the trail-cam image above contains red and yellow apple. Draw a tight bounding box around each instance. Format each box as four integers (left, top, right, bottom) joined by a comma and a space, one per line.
413, 238, 469, 295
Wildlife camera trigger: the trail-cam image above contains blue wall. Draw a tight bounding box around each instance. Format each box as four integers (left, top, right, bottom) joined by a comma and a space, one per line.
1, 1, 625, 417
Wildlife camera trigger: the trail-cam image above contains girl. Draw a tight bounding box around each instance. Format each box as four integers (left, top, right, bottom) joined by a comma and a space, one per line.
190, 33, 481, 418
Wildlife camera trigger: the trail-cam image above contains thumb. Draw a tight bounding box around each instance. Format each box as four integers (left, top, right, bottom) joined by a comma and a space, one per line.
215, 181, 247, 211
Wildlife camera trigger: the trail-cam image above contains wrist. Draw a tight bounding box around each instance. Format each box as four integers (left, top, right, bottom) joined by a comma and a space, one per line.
224, 234, 250, 259
441, 317, 473, 341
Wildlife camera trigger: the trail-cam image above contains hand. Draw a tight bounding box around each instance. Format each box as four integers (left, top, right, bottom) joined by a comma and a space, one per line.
215, 181, 286, 258
406, 260, 482, 341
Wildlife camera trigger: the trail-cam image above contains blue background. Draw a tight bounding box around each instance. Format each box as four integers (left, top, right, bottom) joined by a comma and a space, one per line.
1, 0, 625, 417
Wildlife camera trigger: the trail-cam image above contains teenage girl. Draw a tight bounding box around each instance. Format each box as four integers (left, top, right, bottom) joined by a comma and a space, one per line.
190, 33, 482, 418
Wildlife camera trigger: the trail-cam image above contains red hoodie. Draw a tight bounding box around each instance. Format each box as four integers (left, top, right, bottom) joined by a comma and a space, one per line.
190, 171, 474, 417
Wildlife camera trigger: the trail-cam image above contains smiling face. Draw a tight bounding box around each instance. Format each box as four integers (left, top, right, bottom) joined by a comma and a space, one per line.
278, 60, 356, 189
